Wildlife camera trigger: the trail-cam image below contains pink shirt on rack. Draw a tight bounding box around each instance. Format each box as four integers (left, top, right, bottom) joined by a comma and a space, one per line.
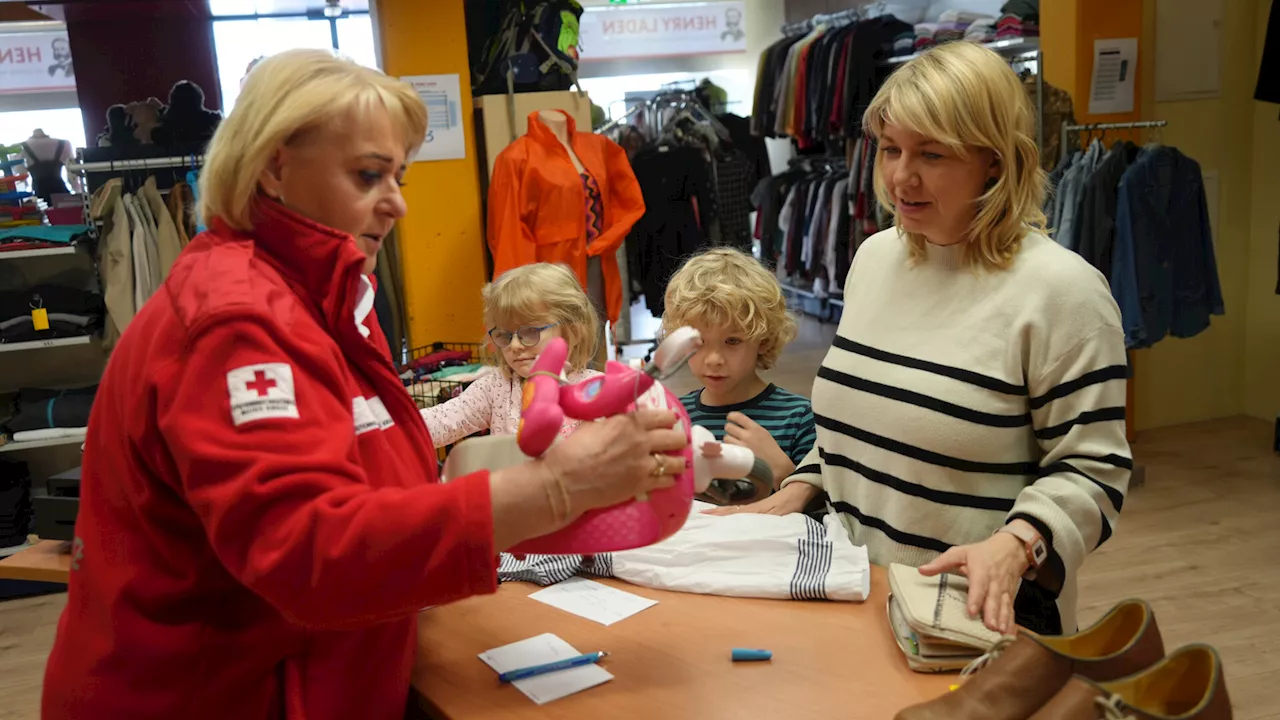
420, 367, 671, 448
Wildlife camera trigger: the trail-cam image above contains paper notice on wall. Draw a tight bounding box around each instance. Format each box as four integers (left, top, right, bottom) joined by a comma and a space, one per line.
401, 74, 466, 163
1089, 38, 1138, 115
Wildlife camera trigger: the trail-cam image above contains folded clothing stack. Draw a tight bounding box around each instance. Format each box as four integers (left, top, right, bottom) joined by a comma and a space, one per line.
964, 17, 998, 43
0, 284, 105, 344
0, 459, 31, 548
996, 12, 1040, 39
913, 22, 939, 51
934, 21, 969, 43
498, 502, 872, 602
1, 385, 96, 444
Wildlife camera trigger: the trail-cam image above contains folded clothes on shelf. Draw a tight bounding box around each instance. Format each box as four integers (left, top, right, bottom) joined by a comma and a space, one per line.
11, 427, 87, 443
3, 385, 97, 433
0, 225, 92, 245
0, 284, 105, 343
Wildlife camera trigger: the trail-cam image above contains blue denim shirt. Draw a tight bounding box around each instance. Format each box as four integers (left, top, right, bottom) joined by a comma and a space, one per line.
1055, 141, 1103, 251
1110, 146, 1224, 348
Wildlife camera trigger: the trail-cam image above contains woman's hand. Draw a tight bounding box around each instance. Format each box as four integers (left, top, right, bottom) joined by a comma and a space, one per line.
918, 523, 1033, 634
702, 480, 818, 516
723, 412, 794, 487
543, 408, 688, 517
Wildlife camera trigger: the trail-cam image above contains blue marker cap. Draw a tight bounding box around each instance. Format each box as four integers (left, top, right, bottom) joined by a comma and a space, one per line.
732, 648, 772, 662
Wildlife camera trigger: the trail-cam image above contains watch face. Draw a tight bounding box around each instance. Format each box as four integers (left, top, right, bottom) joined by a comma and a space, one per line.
1031, 540, 1049, 566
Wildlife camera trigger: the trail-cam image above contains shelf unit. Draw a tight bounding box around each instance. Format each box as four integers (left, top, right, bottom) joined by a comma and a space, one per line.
1, 219, 102, 555
0, 435, 85, 454
0, 335, 92, 353
0, 243, 79, 260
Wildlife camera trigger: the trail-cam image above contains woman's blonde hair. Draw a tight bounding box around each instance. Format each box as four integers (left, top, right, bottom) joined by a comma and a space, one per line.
200, 48, 427, 230
662, 248, 797, 370
482, 264, 601, 377
863, 41, 1046, 269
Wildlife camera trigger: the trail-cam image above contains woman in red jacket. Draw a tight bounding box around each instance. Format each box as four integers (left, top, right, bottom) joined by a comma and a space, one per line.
42, 50, 686, 720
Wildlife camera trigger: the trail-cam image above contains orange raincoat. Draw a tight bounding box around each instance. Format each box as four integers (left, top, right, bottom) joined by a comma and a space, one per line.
487, 110, 645, 324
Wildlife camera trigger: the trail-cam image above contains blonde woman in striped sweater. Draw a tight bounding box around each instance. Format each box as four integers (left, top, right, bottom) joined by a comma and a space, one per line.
714, 42, 1130, 636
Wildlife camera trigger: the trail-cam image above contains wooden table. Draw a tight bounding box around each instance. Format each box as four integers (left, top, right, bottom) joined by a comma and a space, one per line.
0, 539, 72, 583
412, 565, 953, 719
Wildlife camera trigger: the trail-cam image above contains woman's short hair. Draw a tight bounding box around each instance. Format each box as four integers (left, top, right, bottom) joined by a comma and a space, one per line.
482, 263, 601, 376
863, 42, 1047, 269
200, 49, 427, 230
662, 248, 797, 370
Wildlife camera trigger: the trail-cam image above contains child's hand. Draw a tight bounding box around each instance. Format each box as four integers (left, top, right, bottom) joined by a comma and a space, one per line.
723, 411, 794, 488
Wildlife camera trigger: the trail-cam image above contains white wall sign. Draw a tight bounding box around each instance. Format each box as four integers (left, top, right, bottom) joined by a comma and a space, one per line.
579, 1, 748, 61
1088, 38, 1138, 115
0, 31, 75, 95
401, 73, 466, 163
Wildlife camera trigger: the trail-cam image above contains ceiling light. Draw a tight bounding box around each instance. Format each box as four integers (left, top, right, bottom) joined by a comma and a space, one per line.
323, 0, 343, 18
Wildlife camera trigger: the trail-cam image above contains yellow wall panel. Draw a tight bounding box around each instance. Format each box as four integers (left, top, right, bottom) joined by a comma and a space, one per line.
375, 0, 487, 349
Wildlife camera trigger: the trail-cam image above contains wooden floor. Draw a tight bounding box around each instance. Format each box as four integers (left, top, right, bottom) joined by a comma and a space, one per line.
3, 317, 1278, 719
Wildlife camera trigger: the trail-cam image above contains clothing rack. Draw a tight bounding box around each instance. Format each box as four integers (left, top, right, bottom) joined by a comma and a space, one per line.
780, 3, 887, 37
597, 90, 728, 141
1060, 121, 1167, 162
67, 151, 205, 239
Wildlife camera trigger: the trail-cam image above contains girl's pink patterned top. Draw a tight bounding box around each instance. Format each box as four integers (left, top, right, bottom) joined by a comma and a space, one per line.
419, 368, 598, 447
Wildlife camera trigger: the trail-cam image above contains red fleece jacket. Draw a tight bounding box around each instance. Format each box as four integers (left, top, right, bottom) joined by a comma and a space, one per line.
42, 200, 497, 720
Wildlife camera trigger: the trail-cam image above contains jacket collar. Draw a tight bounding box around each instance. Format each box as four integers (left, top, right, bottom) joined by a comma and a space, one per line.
524, 109, 578, 147
237, 195, 368, 325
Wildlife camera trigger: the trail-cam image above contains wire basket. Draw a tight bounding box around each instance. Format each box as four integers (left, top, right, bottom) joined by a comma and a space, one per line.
397, 341, 489, 464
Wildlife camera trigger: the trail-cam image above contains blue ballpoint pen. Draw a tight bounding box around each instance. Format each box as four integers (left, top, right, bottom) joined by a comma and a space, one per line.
498, 651, 609, 683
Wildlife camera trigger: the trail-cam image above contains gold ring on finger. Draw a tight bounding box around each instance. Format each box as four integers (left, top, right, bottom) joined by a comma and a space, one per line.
651, 453, 666, 477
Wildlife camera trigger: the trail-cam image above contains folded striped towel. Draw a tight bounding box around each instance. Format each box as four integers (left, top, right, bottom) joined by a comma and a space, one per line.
498, 502, 872, 602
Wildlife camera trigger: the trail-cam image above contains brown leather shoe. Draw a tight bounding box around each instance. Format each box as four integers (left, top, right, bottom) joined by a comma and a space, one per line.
1029, 644, 1231, 719
895, 600, 1165, 720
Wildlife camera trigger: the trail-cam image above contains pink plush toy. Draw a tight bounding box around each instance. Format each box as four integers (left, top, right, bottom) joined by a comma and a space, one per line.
510, 327, 770, 555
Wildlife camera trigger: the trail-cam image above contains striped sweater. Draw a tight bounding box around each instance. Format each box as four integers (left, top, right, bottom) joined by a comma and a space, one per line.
782, 229, 1131, 631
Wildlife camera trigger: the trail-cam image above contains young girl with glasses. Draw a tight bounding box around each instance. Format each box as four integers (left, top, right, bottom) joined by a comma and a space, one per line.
420, 263, 606, 448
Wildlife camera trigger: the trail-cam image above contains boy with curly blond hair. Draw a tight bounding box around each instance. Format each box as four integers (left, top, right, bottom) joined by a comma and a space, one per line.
663, 248, 816, 499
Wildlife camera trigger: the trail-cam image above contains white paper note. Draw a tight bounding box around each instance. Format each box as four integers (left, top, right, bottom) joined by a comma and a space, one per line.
529, 577, 658, 626
400, 73, 466, 163
1088, 38, 1138, 115
478, 633, 612, 705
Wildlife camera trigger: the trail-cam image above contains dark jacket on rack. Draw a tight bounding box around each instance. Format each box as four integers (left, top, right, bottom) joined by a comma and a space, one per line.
627, 144, 712, 316
1110, 146, 1223, 348
1077, 141, 1139, 277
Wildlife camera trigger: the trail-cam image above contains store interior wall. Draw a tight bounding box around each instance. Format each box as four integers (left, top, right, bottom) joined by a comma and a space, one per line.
61, 0, 221, 141
1121, 0, 1267, 429
375, 0, 487, 348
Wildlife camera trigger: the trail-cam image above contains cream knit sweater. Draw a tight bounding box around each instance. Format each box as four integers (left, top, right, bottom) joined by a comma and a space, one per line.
783, 228, 1132, 630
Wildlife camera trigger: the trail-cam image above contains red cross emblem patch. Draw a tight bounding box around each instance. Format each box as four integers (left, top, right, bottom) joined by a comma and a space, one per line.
226, 363, 299, 427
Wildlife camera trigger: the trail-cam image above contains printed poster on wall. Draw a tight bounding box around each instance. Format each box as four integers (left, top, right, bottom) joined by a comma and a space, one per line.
1088, 38, 1138, 115
579, 1, 748, 61
401, 73, 466, 163
0, 31, 75, 94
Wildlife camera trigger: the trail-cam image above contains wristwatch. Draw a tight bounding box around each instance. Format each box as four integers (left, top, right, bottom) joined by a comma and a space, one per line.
997, 523, 1048, 580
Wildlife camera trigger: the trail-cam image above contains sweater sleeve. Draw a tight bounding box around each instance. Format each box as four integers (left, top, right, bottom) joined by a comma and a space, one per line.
420, 372, 499, 447
780, 443, 824, 491
487, 145, 538, 279
157, 311, 497, 629
1009, 324, 1131, 596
